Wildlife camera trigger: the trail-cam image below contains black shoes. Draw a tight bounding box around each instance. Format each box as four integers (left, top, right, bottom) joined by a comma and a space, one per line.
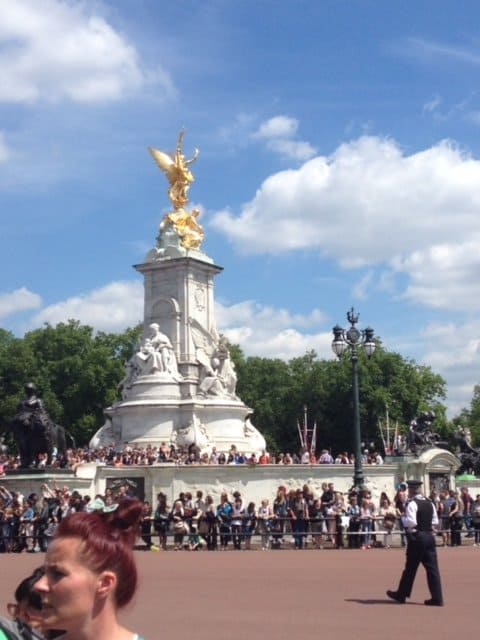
386, 590, 405, 604
387, 591, 443, 606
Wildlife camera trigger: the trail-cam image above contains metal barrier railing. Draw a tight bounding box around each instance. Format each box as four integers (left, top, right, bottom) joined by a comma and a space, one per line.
0, 516, 475, 552
137, 514, 475, 550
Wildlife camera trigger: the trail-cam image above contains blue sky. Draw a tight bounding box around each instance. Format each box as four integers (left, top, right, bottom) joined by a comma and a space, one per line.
1, 0, 480, 417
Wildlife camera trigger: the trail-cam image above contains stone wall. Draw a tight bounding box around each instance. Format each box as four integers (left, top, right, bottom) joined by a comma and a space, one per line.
96, 463, 400, 503
0, 463, 430, 505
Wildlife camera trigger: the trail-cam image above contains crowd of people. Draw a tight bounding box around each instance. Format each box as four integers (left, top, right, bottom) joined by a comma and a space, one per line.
1, 479, 478, 554
144, 482, 480, 552
0, 443, 387, 474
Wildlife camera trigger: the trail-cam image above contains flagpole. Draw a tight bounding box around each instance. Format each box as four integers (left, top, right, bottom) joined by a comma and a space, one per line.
297, 420, 304, 449
386, 403, 390, 455
303, 404, 308, 452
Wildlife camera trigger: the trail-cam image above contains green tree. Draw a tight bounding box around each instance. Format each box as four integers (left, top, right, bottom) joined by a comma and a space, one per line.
0, 322, 449, 454
0, 329, 38, 428
236, 355, 295, 452
0, 321, 142, 446
234, 343, 448, 456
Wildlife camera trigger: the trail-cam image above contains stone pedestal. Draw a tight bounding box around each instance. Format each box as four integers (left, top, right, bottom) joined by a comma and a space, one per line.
92, 250, 266, 454
136, 254, 222, 368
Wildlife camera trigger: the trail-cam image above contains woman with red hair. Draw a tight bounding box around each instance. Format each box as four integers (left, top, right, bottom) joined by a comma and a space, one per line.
36, 498, 146, 640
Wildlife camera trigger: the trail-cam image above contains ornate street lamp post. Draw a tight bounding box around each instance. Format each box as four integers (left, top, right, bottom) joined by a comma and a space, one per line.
331, 308, 376, 492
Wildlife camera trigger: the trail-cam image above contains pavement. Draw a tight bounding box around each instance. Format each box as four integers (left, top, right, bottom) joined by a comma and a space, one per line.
0, 545, 476, 639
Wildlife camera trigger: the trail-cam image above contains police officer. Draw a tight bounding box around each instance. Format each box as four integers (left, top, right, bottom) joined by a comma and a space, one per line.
387, 479, 444, 606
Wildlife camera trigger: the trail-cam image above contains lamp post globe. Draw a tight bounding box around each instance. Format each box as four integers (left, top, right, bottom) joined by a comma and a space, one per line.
331, 308, 376, 493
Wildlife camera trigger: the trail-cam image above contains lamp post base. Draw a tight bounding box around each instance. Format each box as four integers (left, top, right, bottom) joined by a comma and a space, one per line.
351, 469, 366, 495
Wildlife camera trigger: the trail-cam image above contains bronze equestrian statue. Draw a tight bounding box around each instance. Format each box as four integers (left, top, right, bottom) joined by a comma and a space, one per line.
9, 382, 73, 468
407, 411, 448, 455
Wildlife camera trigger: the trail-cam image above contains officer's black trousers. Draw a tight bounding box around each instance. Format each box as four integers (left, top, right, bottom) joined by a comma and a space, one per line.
396, 531, 443, 602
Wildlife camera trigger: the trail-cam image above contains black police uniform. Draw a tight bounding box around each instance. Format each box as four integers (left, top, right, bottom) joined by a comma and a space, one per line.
388, 495, 444, 606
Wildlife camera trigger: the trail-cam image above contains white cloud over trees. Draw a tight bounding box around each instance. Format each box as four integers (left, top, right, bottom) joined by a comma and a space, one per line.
0, 287, 41, 319
30, 281, 143, 332
215, 300, 329, 360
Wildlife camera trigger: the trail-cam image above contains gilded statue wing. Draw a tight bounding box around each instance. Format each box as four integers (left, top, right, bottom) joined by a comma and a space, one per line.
148, 147, 175, 177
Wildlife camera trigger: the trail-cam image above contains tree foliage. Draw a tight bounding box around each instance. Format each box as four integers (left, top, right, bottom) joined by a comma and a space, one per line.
0, 321, 142, 445
232, 342, 448, 455
1, 322, 449, 452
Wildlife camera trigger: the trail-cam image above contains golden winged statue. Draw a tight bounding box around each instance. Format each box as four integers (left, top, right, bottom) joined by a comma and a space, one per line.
149, 130, 204, 250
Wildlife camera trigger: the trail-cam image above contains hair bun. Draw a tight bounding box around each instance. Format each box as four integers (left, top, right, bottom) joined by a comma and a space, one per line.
104, 498, 143, 546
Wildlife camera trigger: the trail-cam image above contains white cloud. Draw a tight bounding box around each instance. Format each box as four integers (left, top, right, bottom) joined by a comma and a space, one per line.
423, 95, 442, 113
467, 111, 480, 125
211, 135, 480, 309
403, 37, 480, 66
0, 0, 172, 103
392, 240, 480, 310
352, 270, 374, 301
251, 115, 316, 161
421, 94, 475, 124
0, 132, 10, 163
420, 318, 480, 416
0, 287, 42, 319
253, 116, 299, 140
215, 300, 331, 359
216, 300, 326, 330
266, 138, 318, 162
30, 281, 143, 332
377, 270, 398, 295
217, 113, 258, 150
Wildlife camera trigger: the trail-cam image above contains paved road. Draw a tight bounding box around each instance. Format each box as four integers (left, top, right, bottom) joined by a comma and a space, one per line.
0, 547, 476, 639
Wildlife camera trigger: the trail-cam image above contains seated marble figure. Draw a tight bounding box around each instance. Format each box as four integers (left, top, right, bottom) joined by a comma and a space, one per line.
120, 324, 181, 393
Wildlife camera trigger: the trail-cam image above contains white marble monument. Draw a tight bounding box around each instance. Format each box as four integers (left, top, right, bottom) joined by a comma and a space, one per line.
91, 132, 266, 455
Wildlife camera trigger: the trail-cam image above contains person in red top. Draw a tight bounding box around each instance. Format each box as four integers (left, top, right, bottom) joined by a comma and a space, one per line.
258, 450, 270, 464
